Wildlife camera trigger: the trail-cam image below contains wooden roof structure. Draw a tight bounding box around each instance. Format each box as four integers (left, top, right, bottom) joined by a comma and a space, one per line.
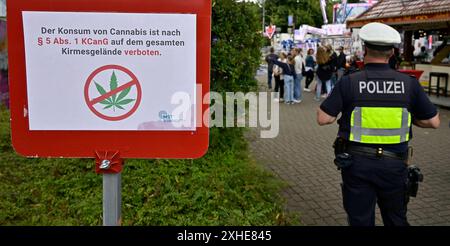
347, 0, 450, 29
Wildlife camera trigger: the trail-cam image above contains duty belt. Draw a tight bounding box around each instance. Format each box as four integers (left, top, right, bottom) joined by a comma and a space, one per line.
346, 145, 408, 161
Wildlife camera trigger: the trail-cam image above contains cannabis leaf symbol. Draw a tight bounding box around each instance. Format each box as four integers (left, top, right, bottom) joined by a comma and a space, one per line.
94, 71, 135, 111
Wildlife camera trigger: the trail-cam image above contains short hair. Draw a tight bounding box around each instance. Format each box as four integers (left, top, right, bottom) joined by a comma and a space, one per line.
366, 46, 394, 59
270, 47, 275, 53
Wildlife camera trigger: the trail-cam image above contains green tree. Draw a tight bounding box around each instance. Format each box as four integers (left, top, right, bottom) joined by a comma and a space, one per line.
264, 0, 323, 31
212, 0, 264, 93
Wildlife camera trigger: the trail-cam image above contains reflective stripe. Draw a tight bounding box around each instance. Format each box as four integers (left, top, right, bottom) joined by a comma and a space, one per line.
400, 108, 411, 142
352, 108, 362, 142
350, 107, 411, 144
352, 127, 407, 136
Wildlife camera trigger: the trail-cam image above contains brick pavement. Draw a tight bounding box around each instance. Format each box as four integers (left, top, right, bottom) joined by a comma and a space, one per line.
247, 71, 450, 226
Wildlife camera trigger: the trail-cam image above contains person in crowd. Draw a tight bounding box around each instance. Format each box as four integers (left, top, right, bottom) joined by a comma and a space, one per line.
304, 49, 316, 92
265, 47, 279, 90
273, 52, 287, 102
293, 48, 304, 103
315, 46, 333, 101
271, 55, 297, 104
415, 46, 428, 63
336, 46, 347, 81
326, 44, 338, 89
346, 55, 360, 75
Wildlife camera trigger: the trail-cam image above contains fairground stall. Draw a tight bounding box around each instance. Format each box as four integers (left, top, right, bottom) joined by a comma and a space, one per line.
328, 1, 378, 57
347, 0, 450, 106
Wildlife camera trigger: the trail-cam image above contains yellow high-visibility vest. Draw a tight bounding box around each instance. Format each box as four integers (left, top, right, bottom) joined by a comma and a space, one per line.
350, 107, 411, 144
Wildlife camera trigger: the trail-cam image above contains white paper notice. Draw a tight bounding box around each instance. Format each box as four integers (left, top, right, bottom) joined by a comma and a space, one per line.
22, 11, 197, 131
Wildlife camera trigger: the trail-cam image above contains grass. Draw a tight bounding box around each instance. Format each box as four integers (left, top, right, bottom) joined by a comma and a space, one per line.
0, 108, 297, 225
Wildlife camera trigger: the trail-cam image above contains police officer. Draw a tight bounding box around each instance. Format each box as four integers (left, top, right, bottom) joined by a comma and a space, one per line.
317, 22, 440, 226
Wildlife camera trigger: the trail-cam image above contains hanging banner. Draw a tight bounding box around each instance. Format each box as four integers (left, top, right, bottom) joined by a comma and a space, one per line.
322, 24, 348, 36
288, 15, 294, 26
300, 25, 327, 36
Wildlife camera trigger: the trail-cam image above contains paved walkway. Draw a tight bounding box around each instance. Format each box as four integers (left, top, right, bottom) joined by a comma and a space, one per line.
247, 70, 450, 226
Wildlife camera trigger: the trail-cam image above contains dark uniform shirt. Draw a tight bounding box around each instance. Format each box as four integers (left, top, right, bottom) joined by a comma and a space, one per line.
272, 60, 297, 79
320, 63, 438, 153
265, 53, 279, 72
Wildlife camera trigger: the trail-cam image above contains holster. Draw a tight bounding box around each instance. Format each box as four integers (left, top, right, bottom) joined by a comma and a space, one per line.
333, 137, 353, 170
333, 137, 348, 156
406, 165, 424, 198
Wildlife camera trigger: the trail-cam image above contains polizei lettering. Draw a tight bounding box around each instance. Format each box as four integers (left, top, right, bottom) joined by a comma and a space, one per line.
359, 81, 405, 94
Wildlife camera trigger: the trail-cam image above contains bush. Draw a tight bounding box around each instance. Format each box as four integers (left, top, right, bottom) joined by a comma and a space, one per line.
212, 0, 264, 93
0, 110, 292, 225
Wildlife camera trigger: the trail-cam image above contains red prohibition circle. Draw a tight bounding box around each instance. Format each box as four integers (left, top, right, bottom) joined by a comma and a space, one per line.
84, 65, 142, 121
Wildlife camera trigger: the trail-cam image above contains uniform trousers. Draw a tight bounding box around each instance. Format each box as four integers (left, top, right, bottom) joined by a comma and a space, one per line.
341, 154, 410, 226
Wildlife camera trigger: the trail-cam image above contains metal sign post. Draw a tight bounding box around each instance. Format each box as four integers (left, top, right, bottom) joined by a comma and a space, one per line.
103, 173, 121, 226
96, 152, 123, 226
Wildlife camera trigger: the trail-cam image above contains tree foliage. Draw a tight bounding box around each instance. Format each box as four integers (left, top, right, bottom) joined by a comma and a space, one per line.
265, 0, 324, 30
212, 0, 264, 93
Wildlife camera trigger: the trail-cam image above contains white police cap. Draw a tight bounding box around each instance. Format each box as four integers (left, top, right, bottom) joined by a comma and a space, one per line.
359, 22, 401, 46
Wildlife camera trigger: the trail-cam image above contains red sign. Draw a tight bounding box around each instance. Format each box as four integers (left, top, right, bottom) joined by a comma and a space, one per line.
265, 25, 276, 39
399, 70, 424, 79
8, 0, 211, 159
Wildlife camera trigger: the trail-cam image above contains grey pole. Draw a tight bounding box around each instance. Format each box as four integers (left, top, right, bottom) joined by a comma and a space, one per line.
101, 160, 122, 226
262, 0, 265, 34
103, 173, 121, 226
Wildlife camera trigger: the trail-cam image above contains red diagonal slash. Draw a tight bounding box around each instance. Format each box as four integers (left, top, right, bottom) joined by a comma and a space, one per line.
84, 64, 142, 121
89, 79, 137, 106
